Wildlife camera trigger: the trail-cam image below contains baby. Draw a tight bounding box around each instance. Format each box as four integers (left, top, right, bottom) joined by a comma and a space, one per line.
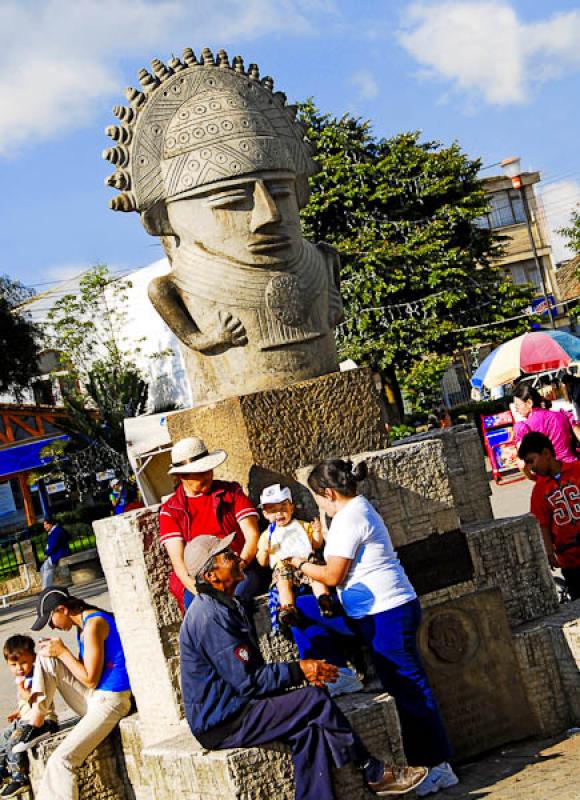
256, 484, 336, 627
0, 635, 57, 798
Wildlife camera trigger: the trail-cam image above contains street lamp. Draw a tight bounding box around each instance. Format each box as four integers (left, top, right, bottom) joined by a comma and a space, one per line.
501, 156, 555, 329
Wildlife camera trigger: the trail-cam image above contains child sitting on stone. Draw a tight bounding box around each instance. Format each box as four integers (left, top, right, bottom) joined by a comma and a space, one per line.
256, 484, 336, 627
0, 635, 57, 799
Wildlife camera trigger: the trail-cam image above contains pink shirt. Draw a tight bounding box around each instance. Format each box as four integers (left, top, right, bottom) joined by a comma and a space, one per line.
514, 407, 578, 463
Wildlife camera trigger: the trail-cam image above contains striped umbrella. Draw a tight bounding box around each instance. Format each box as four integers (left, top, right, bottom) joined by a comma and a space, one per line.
471, 330, 580, 390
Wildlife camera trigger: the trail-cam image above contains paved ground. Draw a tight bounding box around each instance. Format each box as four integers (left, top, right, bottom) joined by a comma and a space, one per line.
0, 473, 576, 799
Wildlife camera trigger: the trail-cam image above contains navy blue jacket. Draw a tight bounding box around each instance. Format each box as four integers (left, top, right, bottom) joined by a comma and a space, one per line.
180, 585, 303, 747
45, 524, 70, 564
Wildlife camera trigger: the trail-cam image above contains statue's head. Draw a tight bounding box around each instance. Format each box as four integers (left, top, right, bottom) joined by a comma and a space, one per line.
103, 48, 317, 266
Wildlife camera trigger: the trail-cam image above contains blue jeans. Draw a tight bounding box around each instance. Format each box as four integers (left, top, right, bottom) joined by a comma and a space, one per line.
291, 590, 357, 669
349, 598, 452, 767
0, 720, 29, 781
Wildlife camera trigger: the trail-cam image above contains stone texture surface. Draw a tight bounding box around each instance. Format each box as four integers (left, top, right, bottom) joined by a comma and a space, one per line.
513, 600, 580, 736
29, 726, 130, 799
93, 508, 183, 745
168, 368, 388, 486
417, 589, 536, 760
421, 515, 560, 628
393, 426, 493, 525
119, 690, 405, 800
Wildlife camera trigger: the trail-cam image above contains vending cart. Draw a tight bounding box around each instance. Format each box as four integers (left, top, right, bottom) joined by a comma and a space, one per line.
480, 410, 522, 483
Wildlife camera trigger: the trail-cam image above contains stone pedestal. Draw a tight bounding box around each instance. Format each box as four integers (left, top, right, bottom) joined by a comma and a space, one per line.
93, 509, 182, 745
29, 725, 129, 800
119, 691, 405, 800
166, 368, 388, 494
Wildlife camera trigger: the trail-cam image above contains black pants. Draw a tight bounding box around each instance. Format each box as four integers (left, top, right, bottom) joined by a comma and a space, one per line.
562, 567, 580, 601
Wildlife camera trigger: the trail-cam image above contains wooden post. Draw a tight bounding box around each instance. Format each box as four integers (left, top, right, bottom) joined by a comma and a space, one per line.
19, 474, 36, 526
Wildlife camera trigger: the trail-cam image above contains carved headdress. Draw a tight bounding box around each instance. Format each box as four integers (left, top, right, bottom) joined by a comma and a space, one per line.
103, 47, 317, 216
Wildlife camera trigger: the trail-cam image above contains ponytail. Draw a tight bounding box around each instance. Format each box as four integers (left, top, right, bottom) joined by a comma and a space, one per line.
308, 459, 368, 498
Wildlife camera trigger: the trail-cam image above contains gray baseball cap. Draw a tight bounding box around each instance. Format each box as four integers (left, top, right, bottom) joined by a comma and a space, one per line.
184, 534, 236, 579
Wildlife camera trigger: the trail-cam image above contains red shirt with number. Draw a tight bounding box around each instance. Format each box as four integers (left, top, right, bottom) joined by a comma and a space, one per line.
530, 461, 580, 569
159, 481, 259, 612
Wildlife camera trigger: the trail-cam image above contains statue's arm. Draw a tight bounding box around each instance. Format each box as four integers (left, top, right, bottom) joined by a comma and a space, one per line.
317, 242, 345, 327
148, 275, 247, 354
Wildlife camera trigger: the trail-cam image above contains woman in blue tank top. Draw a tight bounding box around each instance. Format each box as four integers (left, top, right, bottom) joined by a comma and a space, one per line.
22, 587, 132, 800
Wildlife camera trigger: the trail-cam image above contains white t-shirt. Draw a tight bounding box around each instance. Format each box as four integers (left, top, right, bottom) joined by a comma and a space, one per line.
324, 495, 416, 618
265, 519, 313, 568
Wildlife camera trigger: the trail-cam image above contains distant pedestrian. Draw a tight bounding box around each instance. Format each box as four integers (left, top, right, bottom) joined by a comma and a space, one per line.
518, 432, 580, 601
512, 384, 577, 465
41, 519, 70, 589
109, 479, 126, 515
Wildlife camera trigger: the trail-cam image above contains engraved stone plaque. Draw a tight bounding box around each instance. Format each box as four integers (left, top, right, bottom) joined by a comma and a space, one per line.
417, 588, 537, 760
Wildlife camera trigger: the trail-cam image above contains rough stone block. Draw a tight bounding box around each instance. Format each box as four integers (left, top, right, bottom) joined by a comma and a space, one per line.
119, 691, 405, 800
166, 368, 388, 488
418, 589, 536, 760
392, 425, 493, 525
513, 600, 580, 736
93, 508, 182, 745
296, 440, 461, 550
29, 725, 130, 799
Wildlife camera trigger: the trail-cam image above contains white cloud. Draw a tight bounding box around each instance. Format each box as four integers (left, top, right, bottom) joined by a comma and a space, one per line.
0, 0, 328, 156
349, 68, 380, 101
538, 179, 580, 263
398, 2, 580, 106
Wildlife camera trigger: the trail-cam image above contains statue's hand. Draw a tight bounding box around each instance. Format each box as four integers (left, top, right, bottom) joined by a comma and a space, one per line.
187, 311, 248, 353
218, 311, 248, 347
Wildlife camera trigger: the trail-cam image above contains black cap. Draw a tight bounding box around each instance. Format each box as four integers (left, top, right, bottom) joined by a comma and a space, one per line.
31, 587, 71, 631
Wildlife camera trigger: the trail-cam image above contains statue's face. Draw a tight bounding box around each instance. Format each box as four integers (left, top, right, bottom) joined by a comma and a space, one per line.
166, 172, 303, 267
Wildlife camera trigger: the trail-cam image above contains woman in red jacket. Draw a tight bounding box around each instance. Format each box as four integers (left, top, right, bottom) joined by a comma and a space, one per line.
159, 436, 264, 612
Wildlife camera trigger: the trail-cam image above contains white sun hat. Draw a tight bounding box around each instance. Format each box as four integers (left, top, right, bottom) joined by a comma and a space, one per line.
168, 437, 227, 475
259, 484, 292, 506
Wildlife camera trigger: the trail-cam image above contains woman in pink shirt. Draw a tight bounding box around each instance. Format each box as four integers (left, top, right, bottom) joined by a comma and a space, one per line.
513, 384, 577, 464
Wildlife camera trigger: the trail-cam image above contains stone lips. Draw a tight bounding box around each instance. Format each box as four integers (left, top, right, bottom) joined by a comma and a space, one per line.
103, 49, 317, 213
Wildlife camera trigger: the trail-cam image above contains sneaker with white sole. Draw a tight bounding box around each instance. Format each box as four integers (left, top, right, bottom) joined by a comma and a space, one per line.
415, 762, 459, 796
11, 720, 58, 754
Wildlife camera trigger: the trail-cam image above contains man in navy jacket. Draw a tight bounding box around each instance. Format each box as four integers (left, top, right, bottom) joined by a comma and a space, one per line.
179, 534, 427, 800
41, 518, 70, 589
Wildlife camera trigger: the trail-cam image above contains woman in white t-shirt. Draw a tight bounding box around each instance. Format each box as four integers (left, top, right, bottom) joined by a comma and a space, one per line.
291, 459, 458, 798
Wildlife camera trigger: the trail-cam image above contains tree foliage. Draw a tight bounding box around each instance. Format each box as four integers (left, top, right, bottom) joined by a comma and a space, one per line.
298, 102, 535, 407
46, 265, 148, 454
0, 274, 39, 397
559, 209, 580, 257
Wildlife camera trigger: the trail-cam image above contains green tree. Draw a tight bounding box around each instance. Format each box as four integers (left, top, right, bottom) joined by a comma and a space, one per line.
0, 274, 40, 397
46, 265, 148, 454
298, 102, 535, 409
559, 208, 580, 256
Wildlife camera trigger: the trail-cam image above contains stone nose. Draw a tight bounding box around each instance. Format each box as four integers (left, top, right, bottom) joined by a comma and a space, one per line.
250, 180, 281, 232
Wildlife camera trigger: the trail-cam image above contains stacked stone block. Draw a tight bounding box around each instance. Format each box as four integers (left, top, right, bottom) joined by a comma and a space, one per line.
29, 727, 129, 799
392, 425, 493, 524
513, 601, 580, 735
119, 691, 405, 800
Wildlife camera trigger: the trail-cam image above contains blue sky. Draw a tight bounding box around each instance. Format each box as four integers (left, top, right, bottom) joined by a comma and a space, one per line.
2, 0, 580, 293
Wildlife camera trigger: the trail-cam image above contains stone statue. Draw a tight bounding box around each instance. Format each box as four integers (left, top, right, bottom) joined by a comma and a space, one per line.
104, 47, 343, 406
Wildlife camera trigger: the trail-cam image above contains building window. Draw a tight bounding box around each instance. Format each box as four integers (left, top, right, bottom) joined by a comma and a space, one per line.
506, 259, 543, 293
475, 189, 526, 229
32, 378, 55, 406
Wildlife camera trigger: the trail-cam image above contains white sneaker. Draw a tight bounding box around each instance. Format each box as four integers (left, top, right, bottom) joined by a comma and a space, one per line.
327, 666, 363, 697
415, 763, 459, 796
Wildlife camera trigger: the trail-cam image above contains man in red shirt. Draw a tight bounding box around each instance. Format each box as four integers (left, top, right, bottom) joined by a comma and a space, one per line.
159, 436, 263, 612
518, 432, 580, 601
